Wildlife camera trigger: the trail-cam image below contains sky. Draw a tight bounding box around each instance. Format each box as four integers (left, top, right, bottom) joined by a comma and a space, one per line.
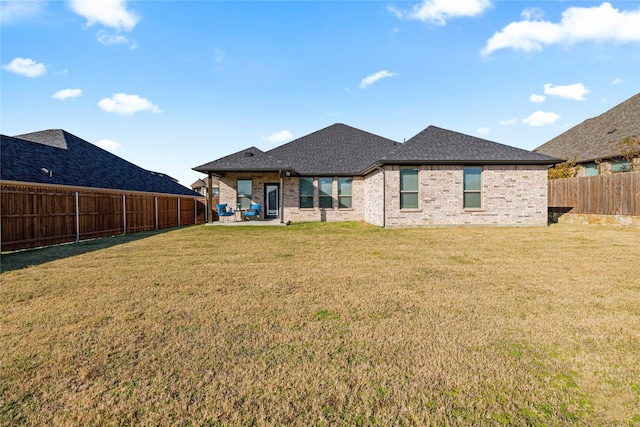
2, 0, 639, 188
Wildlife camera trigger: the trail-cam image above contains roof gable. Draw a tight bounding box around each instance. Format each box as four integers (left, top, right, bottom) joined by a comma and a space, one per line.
1, 130, 199, 196
383, 126, 560, 165
534, 93, 640, 162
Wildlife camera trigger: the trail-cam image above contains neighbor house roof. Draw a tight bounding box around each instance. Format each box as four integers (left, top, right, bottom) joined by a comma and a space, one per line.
1, 130, 199, 196
533, 92, 640, 163
194, 123, 400, 176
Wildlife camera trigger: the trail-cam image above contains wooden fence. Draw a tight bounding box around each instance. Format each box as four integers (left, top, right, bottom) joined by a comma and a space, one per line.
548, 171, 640, 216
1, 183, 207, 252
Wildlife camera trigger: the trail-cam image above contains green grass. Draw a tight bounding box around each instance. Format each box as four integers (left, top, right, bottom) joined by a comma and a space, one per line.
1, 222, 639, 425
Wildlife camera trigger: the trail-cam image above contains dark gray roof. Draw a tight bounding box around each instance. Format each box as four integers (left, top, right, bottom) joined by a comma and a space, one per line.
194, 123, 400, 176
266, 123, 400, 175
379, 125, 560, 166
1, 130, 200, 197
534, 93, 640, 163
193, 146, 292, 173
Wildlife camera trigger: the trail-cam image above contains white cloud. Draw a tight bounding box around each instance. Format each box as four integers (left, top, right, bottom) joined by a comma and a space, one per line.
52, 88, 83, 100
530, 94, 546, 103
389, 0, 492, 25
500, 118, 517, 125
544, 83, 589, 101
482, 2, 640, 56
477, 127, 489, 135
521, 7, 544, 21
97, 30, 129, 46
522, 111, 560, 127
266, 130, 293, 144
97, 93, 160, 115
2, 57, 46, 77
360, 70, 396, 89
612, 77, 624, 85
69, 0, 139, 31
96, 139, 122, 151
0, 0, 46, 24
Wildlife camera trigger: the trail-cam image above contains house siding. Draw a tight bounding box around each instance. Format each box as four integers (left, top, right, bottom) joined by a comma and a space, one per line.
383, 165, 548, 227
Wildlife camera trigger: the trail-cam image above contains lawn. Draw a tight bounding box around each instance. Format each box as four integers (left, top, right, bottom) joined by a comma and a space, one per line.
1, 223, 639, 426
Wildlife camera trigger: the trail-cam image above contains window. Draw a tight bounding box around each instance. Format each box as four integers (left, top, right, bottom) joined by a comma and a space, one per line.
211, 187, 220, 197
610, 159, 631, 173
583, 163, 598, 176
299, 178, 314, 208
463, 167, 482, 209
237, 179, 252, 209
338, 178, 352, 208
319, 178, 333, 209
400, 168, 418, 209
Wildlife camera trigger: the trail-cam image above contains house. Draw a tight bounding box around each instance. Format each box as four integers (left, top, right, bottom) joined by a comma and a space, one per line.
534, 93, 640, 176
194, 123, 559, 227
191, 177, 220, 197
1, 129, 199, 196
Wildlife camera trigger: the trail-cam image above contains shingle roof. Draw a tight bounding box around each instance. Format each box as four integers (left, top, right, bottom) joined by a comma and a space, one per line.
534, 93, 640, 163
380, 125, 560, 165
193, 123, 400, 176
1, 130, 200, 196
193, 146, 292, 173
266, 123, 400, 175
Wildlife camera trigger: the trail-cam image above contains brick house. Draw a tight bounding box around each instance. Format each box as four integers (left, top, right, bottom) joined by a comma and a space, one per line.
193, 124, 559, 227
534, 92, 640, 176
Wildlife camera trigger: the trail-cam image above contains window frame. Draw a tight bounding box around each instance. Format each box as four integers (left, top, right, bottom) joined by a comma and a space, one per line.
399, 167, 419, 209
318, 177, 333, 209
299, 177, 314, 208
463, 166, 482, 209
237, 178, 252, 209
338, 177, 352, 209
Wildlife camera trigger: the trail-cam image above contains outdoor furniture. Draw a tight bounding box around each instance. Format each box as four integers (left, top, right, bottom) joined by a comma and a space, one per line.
242, 203, 261, 220
216, 203, 234, 218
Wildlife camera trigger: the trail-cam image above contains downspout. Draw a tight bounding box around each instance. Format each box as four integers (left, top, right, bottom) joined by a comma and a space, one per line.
374, 165, 386, 228
279, 170, 285, 224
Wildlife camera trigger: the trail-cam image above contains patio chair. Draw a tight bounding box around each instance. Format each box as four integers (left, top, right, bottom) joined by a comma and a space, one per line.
242, 203, 261, 220
216, 203, 235, 218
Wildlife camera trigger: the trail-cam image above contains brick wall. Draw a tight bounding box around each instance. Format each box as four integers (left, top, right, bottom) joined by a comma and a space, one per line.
379, 164, 548, 227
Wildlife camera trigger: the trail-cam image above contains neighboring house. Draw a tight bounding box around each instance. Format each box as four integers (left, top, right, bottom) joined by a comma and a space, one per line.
1, 129, 199, 196
191, 177, 220, 197
194, 123, 559, 227
534, 93, 640, 176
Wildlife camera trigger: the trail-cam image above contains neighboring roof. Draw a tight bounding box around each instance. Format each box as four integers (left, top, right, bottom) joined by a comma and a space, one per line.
1, 130, 200, 197
377, 126, 560, 167
534, 93, 640, 163
194, 123, 400, 176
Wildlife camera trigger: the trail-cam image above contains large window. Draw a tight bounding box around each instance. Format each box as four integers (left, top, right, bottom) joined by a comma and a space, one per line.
319, 177, 333, 209
299, 178, 314, 208
338, 178, 352, 208
611, 159, 632, 173
237, 179, 252, 209
400, 168, 418, 209
463, 167, 482, 209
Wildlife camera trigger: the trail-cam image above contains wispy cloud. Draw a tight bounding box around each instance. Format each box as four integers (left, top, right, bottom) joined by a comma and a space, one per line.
96, 139, 122, 151
0, 0, 46, 24
522, 111, 560, 127
266, 130, 293, 144
389, 0, 492, 25
500, 118, 517, 125
98, 93, 160, 115
2, 57, 46, 77
612, 77, 624, 85
529, 94, 546, 103
52, 88, 83, 100
477, 127, 489, 135
69, 0, 139, 31
482, 2, 640, 56
544, 83, 589, 101
360, 70, 396, 89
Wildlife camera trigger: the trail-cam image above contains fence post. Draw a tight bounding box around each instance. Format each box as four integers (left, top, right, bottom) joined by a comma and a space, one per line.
177, 197, 181, 227
122, 194, 127, 235
74, 191, 80, 242
155, 196, 158, 230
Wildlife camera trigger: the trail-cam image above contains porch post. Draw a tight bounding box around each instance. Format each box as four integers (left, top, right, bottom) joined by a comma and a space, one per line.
279, 170, 284, 224
207, 172, 213, 223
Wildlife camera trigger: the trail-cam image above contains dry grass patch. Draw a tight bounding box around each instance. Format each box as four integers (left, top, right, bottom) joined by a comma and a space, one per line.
2, 223, 639, 425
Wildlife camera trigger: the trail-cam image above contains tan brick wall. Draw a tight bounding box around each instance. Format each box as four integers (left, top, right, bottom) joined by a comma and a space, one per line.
364, 169, 384, 226
380, 165, 548, 227
218, 172, 281, 221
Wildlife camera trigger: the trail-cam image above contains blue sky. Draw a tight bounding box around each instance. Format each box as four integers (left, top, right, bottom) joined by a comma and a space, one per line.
2, 0, 639, 187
